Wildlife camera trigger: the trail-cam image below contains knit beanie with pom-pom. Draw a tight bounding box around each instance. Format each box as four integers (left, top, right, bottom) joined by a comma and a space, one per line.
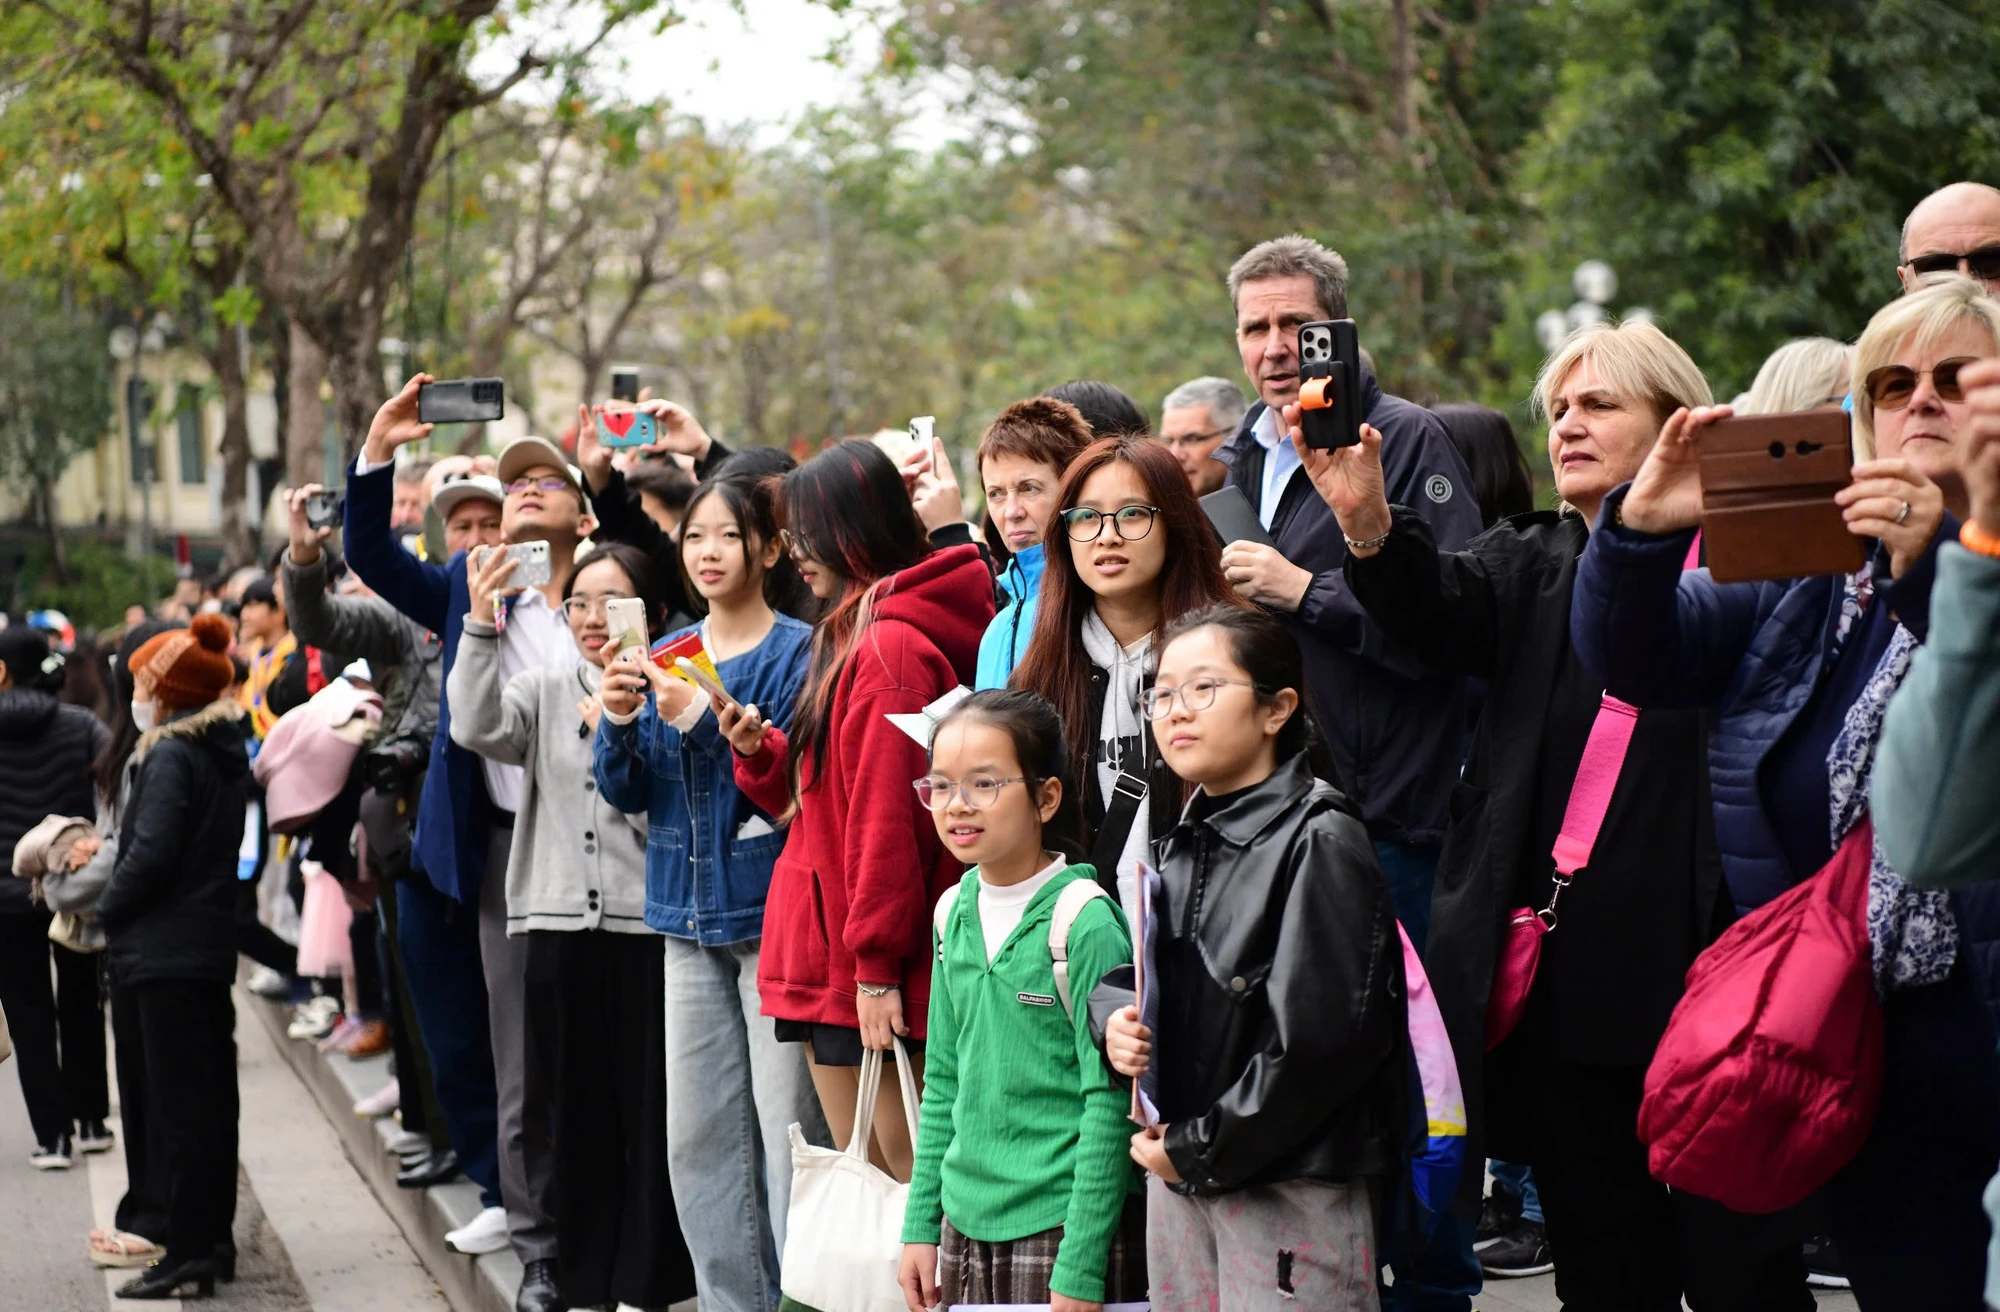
129, 613, 236, 712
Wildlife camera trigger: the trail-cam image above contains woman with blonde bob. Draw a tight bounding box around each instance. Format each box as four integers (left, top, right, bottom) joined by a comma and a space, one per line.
1570, 277, 2000, 1307
1287, 319, 1811, 1309
1739, 336, 1853, 415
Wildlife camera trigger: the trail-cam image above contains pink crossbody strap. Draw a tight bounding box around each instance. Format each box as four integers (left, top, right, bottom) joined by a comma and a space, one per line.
1552, 528, 1700, 879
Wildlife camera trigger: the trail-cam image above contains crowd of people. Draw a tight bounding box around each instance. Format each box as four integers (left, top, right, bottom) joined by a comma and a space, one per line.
3, 176, 2000, 1312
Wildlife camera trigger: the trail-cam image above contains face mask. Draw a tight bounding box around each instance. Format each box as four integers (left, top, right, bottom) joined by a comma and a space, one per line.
131, 700, 156, 733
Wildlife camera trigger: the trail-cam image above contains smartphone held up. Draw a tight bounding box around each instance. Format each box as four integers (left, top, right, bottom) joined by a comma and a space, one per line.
1297, 319, 1364, 450
417, 378, 505, 425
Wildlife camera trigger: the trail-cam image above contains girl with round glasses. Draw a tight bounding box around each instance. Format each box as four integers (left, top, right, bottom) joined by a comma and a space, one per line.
1009, 435, 1244, 924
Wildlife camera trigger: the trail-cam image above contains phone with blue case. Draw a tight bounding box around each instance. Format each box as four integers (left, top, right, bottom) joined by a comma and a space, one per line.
596, 407, 657, 449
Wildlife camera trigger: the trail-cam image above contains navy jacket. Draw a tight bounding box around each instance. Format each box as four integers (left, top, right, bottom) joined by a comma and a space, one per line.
1216, 371, 1480, 845
342, 457, 492, 904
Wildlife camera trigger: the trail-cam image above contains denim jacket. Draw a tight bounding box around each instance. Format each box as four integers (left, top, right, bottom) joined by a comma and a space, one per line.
593, 614, 812, 944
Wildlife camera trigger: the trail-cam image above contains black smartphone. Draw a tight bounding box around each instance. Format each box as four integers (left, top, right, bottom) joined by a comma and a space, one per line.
1198, 485, 1276, 549
610, 364, 640, 404
417, 378, 505, 425
304, 490, 343, 530
1297, 319, 1364, 450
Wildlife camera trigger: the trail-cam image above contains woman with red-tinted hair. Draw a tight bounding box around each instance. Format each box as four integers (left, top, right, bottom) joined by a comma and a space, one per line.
1010, 436, 1245, 922
718, 438, 995, 1182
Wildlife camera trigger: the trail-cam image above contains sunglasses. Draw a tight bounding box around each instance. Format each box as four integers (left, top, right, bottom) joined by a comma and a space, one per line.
1905, 246, 2000, 281
1863, 356, 1976, 410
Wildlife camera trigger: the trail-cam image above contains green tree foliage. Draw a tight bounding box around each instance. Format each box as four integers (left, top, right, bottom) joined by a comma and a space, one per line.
0, 283, 116, 579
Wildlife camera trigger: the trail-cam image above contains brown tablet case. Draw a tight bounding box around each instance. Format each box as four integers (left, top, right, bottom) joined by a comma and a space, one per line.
1699, 410, 1865, 584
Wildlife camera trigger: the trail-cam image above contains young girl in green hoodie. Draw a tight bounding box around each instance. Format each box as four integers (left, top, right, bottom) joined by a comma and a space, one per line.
898, 689, 1144, 1312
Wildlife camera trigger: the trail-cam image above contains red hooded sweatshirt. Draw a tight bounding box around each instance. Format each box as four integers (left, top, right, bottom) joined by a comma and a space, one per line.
738, 544, 996, 1036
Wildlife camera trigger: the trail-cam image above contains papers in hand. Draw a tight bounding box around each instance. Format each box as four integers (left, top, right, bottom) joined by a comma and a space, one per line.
885, 685, 973, 748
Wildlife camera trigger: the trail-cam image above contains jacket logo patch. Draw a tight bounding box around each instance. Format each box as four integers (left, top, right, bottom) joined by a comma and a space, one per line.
1425, 474, 1455, 504
1017, 991, 1057, 1007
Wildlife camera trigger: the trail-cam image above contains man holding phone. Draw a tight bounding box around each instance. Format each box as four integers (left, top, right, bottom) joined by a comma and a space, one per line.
343, 375, 594, 1312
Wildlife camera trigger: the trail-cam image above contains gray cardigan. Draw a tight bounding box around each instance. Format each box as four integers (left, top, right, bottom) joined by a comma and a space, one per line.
284, 547, 443, 744
447, 618, 650, 934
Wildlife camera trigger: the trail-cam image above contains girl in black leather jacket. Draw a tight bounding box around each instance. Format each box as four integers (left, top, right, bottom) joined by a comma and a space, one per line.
1099, 605, 1403, 1310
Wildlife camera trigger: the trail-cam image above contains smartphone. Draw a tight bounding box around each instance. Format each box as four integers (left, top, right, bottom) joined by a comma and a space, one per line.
1297, 319, 1364, 450
610, 364, 640, 404
675, 657, 731, 707
501, 540, 552, 587
1699, 409, 1864, 584
603, 597, 649, 658
1198, 485, 1276, 550
304, 490, 343, 530
417, 378, 505, 425
909, 415, 936, 449
596, 406, 657, 450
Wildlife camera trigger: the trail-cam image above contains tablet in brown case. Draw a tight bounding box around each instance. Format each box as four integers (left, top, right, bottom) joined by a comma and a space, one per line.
1698, 410, 1866, 584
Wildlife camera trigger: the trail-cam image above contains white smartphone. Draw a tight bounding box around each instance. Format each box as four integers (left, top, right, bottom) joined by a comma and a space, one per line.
908, 415, 936, 448
502, 540, 552, 587
603, 597, 649, 658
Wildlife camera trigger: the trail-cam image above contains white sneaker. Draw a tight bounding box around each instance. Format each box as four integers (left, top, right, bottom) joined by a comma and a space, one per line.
287, 995, 341, 1040
444, 1205, 510, 1255
245, 965, 291, 999
353, 1079, 400, 1119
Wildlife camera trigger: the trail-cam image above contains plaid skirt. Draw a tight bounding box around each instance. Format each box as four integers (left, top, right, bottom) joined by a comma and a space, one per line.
940, 1191, 1149, 1304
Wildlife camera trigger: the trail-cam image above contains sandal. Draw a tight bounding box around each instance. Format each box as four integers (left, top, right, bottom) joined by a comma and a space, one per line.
88, 1230, 164, 1268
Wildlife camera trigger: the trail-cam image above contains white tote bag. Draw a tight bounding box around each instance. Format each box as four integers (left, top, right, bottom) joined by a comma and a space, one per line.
780, 1037, 920, 1312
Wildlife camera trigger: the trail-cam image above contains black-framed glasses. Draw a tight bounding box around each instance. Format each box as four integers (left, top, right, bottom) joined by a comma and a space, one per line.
560, 592, 634, 620
913, 774, 1029, 811
1141, 677, 1258, 721
1864, 357, 1976, 410
1062, 504, 1161, 543
1161, 428, 1229, 451
1905, 246, 2000, 281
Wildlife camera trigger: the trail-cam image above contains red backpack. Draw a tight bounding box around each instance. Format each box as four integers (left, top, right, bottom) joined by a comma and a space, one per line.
1637, 822, 1884, 1213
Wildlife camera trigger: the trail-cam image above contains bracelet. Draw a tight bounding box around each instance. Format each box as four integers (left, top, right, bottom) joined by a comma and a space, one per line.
1343, 527, 1392, 553
855, 983, 898, 998
1962, 519, 2000, 559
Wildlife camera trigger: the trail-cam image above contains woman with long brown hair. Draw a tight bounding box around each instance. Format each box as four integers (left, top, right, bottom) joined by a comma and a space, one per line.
1010, 435, 1244, 920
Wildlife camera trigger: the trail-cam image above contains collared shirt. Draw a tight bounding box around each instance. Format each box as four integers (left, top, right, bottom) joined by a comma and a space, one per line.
1251, 405, 1301, 530
482, 586, 575, 811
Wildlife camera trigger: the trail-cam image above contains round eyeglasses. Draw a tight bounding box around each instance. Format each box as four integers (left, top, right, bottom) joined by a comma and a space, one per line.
1140, 677, 1258, 721
913, 774, 1028, 811
1062, 504, 1161, 543
560, 593, 634, 621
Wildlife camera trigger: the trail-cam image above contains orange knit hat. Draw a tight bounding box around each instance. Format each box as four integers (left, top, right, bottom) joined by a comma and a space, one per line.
130, 614, 236, 712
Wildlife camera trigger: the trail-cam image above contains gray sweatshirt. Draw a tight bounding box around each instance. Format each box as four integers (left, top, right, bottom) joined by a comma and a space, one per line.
447, 618, 650, 934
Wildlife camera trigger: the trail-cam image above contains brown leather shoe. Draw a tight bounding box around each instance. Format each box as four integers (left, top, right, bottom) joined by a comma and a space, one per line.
338, 1020, 392, 1059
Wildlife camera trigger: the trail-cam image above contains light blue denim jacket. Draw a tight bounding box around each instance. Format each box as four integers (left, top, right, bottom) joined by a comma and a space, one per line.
593, 614, 811, 944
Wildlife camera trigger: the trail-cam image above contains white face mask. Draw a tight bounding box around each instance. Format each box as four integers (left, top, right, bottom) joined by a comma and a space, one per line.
130, 700, 156, 733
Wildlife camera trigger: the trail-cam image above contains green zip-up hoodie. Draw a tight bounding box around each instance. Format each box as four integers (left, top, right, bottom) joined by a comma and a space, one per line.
901, 863, 1140, 1300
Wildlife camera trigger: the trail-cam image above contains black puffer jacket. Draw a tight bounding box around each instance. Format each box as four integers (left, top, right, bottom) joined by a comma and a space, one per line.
97, 700, 251, 985
1094, 753, 1405, 1195
0, 689, 107, 916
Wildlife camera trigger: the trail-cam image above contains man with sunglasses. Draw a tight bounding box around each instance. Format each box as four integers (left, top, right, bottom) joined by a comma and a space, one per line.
1158, 376, 1248, 496
1899, 181, 2000, 294
343, 377, 594, 1312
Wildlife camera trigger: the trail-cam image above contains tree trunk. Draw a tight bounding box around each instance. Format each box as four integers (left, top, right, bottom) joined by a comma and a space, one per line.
286, 314, 327, 491
37, 471, 69, 583
211, 330, 258, 568
324, 334, 387, 471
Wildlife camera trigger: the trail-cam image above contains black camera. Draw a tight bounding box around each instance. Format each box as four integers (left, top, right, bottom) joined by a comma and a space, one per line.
361, 727, 432, 794
305, 490, 343, 530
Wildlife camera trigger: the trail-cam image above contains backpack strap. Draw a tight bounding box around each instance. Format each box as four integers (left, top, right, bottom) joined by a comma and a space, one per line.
1048, 877, 1109, 1020
932, 883, 962, 962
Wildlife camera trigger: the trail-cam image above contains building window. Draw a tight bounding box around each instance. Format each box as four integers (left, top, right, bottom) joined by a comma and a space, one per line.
176, 385, 205, 485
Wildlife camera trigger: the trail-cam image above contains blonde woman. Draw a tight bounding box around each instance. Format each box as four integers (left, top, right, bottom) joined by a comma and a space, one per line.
1572, 276, 2000, 1307
1739, 336, 1853, 414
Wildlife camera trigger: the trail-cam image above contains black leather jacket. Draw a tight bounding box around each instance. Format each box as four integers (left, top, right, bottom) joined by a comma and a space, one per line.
1092, 753, 1405, 1195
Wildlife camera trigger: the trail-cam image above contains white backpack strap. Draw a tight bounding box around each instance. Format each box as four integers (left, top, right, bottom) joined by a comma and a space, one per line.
932, 883, 962, 962
1048, 877, 1109, 1020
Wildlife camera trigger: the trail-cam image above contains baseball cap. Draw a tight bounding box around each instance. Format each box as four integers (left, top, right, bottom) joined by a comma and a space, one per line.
496, 437, 589, 506
432, 473, 505, 519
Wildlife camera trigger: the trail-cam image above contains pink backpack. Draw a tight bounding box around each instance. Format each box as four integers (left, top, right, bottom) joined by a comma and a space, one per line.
1636, 823, 1884, 1213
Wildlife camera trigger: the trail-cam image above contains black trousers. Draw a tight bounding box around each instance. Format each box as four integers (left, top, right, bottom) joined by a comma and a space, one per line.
0, 909, 108, 1145
121, 978, 238, 1263
349, 907, 385, 1019
524, 930, 694, 1309
110, 981, 169, 1241
1526, 1061, 1812, 1312
232, 878, 296, 978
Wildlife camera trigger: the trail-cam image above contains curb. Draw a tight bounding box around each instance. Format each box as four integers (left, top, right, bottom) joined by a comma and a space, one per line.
245, 994, 522, 1312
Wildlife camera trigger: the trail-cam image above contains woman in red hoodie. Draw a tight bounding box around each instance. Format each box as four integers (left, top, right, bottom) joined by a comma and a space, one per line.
720, 439, 995, 1180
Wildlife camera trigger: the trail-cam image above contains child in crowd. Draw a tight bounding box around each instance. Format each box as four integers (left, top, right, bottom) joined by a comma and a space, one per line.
1101, 606, 1404, 1311
898, 689, 1143, 1311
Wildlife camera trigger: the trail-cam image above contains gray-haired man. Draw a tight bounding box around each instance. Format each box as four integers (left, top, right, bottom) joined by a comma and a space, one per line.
1159, 376, 1249, 496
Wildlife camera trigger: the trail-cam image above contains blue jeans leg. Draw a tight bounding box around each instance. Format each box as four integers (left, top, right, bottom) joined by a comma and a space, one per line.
395, 878, 502, 1208
1491, 1159, 1544, 1225
1374, 840, 1442, 954
662, 935, 826, 1312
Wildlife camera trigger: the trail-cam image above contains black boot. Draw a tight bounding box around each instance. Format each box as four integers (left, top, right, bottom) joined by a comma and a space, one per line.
213, 1241, 236, 1282
515, 1258, 561, 1312
116, 1257, 216, 1300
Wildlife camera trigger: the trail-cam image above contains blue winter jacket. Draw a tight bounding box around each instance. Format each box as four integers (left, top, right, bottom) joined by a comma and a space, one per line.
1570, 484, 1951, 914
593, 615, 812, 945
974, 543, 1045, 690
342, 458, 492, 904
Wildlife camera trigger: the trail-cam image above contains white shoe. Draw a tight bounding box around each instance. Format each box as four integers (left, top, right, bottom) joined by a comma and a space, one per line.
287, 995, 341, 1040
353, 1079, 400, 1119
245, 965, 291, 999
444, 1205, 510, 1255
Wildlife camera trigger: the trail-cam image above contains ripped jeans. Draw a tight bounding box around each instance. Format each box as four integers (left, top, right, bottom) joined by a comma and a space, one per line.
1147, 1174, 1378, 1311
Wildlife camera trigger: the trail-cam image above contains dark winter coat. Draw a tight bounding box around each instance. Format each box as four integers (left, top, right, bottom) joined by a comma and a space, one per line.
97, 699, 251, 986
0, 689, 107, 917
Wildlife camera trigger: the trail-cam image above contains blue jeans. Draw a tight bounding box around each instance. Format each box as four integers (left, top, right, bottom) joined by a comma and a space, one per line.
1374, 839, 1442, 954
395, 877, 501, 1207
662, 935, 826, 1312
1491, 1160, 1543, 1225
